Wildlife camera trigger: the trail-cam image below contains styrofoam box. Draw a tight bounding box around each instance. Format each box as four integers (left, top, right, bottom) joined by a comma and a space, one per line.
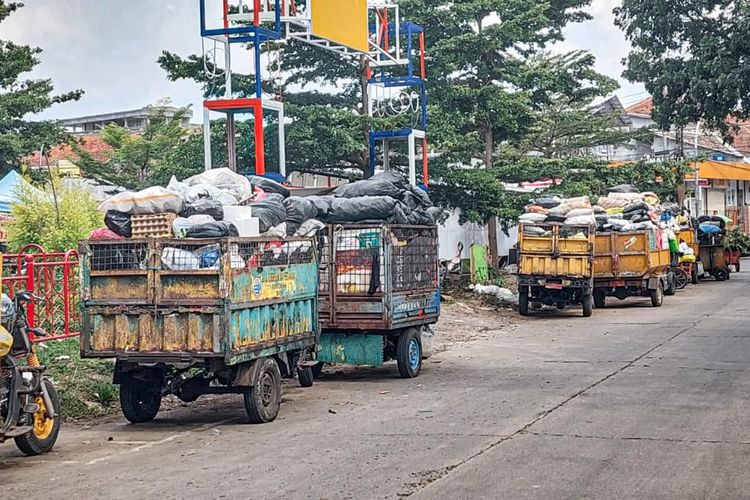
232, 217, 260, 237
223, 205, 252, 220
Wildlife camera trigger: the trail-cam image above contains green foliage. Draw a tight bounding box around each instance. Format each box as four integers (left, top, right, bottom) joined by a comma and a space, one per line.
71, 107, 194, 189
0, 1, 83, 174
724, 227, 750, 253
615, 0, 750, 138
7, 179, 102, 252
37, 339, 117, 419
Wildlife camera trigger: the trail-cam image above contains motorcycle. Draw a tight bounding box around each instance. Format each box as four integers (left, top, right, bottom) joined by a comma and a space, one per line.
0, 291, 61, 455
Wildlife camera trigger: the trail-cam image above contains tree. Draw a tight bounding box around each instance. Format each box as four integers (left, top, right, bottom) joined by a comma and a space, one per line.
72, 107, 195, 189
0, 1, 83, 174
615, 0, 750, 139
400, 0, 615, 262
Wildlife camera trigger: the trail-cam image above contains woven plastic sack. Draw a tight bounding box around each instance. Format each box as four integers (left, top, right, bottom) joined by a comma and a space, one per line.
564, 215, 596, 226
99, 187, 184, 215
597, 196, 629, 210
525, 205, 549, 215
566, 208, 594, 218
548, 203, 572, 216
565, 196, 591, 209
519, 213, 547, 223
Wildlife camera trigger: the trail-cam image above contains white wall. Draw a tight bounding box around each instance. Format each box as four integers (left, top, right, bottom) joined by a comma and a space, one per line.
437, 210, 517, 261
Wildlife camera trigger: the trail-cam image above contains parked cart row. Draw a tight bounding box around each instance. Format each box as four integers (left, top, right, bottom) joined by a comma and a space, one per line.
78, 223, 440, 424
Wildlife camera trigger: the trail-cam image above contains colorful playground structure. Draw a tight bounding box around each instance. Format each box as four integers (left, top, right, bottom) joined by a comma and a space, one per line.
198, 0, 428, 185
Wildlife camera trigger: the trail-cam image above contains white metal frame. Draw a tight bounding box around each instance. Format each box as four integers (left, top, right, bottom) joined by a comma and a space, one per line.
377, 129, 424, 186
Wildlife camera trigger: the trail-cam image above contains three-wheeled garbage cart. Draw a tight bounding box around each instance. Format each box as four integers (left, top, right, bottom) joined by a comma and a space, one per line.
79, 236, 319, 424
316, 224, 440, 378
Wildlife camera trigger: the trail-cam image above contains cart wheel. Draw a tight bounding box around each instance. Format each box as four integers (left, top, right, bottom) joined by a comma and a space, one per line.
593, 290, 606, 309
673, 267, 689, 290
736, 261, 741, 273
298, 367, 314, 388
649, 281, 664, 307
664, 271, 676, 296
715, 268, 729, 281
120, 375, 162, 424
397, 328, 422, 378
691, 266, 699, 285
243, 358, 282, 424
582, 294, 593, 318
518, 291, 529, 316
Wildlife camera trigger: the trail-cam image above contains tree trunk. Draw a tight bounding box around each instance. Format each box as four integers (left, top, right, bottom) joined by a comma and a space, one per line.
484, 126, 499, 270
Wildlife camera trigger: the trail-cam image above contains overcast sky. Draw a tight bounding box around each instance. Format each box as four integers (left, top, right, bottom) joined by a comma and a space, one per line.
2, 1, 647, 123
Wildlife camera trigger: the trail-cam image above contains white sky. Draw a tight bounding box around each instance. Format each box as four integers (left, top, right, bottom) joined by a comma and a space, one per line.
2, 0, 647, 122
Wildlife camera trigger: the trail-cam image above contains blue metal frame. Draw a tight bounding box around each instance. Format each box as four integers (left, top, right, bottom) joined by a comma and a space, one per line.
199, 0, 282, 42
369, 129, 417, 176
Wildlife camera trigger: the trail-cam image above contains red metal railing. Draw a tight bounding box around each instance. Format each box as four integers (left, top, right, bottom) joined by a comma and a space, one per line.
2, 245, 80, 342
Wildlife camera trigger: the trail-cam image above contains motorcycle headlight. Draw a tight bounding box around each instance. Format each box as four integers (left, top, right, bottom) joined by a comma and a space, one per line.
0, 326, 12, 357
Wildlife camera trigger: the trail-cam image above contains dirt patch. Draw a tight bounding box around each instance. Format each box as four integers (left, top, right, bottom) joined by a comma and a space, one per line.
433, 301, 517, 353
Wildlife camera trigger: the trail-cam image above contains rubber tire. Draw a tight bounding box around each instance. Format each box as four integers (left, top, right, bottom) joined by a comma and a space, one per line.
298, 366, 314, 388
715, 269, 729, 281
120, 374, 162, 424
673, 267, 689, 290
582, 294, 593, 318
736, 261, 741, 273
311, 362, 324, 379
650, 282, 664, 307
664, 271, 676, 296
243, 358, 282, 424
397, 328, 422, 379
691, 266, 699, 285
593, 290, 606, 309
518, 292, 529, 316
14, 379, 61, 456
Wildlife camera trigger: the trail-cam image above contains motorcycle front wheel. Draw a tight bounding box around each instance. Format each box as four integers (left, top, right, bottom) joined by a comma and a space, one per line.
15, 378, 61, 456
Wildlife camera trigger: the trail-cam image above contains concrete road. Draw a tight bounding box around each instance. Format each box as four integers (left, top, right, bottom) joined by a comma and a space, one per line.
2, 270, 749, 499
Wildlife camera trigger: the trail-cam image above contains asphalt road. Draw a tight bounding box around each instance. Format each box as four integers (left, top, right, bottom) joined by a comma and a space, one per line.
2, 269, 749, 499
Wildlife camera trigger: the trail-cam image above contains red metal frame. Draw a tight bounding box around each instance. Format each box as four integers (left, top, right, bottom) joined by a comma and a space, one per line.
204, 98, 267, 175
1, 246, 80, 342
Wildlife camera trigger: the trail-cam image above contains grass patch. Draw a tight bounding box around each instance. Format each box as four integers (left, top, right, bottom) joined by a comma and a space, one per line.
37, 338, 118, 419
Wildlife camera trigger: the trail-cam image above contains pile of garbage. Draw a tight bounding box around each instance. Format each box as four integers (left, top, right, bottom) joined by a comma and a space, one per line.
90, 168, 439, 242
696, 215, 728, 243
519, 185, 671, 234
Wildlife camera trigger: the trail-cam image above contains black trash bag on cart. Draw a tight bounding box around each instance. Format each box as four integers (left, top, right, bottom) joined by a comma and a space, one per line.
323, 196, 409, 224
609, 184, 640, 194
305, 195, 334, 217
283, 197, 319, 235
332, 178, 401, 199
186, 221, 239, 238
180, 198, 224, 220
249, 194, 287, 233
247, 175, 290, 198
104, 210, 132, 238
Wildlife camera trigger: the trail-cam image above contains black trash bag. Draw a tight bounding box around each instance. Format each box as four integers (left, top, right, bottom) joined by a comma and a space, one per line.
181, 198, 224, 220
305, 195, 334, 217
425, 206, 444, 223
609, 184, 640, 194
332, 178, 401, 199
623, 201, 649, 214
546, 214, 567, 223
283, 197, 319, 235
410, 185, 433, 208
401, 190, 422, 210
324, 196, 403, 223
371, 171, 410, 190
250, 194, 287, 232
247, 175, 290, 198
104, 210, 132, 238
186, 221, 239, 238
532, 197, 562, 209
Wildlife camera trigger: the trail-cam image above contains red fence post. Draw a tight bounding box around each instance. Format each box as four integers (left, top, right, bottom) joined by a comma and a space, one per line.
24, 254, 35, 329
